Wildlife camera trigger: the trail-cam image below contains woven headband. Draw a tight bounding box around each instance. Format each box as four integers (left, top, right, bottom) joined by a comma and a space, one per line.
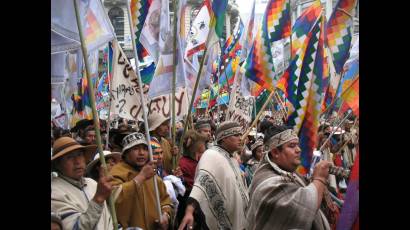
216, 126, 242, 142
265, 129, 299, 150
196, 123, 211, 130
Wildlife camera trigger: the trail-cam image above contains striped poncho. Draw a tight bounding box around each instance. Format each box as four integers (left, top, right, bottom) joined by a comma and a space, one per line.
246, 153, 331, 230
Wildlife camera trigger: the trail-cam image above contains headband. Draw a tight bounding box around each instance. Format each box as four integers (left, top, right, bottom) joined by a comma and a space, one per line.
195, 123, 211, 130
265, 129, 299, 150
216, 126, 242, 142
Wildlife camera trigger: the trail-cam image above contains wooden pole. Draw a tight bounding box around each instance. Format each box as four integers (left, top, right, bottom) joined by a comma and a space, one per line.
105, 43, 112, 150
171, 0, 179, 170
204, 87, 212, 118
273, 91, 288, 122
72, 1, 118, 229
321, 75, 358, 117
318, 110, 352, 152
178, 13, 216, 154
178, 47, 208, 155
126, 0, 162, 220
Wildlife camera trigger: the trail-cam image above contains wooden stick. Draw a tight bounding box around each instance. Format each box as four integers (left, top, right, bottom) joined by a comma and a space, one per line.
72, 0, 118, 229
178, 47, 208, 155
318, 110, 352, 152
273, 91, 288, 122
126, 0, 162, 220
171, 0, 179, 170
105, 43, 112, 150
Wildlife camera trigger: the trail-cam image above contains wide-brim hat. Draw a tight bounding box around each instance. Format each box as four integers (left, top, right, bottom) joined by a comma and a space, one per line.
51, 137, 97, 162
121, 132, 148, 154
86, 151, 121, 175
148, 113, 170, 131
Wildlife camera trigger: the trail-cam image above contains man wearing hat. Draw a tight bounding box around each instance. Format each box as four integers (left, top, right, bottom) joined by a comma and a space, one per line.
178, 121, 249, 230
246, 124, 332, 230
109, 132, 173, 229
243, 139, 264, 186
340, 118, 358, 168
51, 137, 114, 230
148, 112, 179, 176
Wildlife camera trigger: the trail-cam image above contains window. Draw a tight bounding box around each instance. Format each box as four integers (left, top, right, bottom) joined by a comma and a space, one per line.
108, 7, 125, 44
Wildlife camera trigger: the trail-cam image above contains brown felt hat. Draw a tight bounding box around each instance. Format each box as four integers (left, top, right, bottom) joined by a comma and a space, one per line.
51, 137, 97, 162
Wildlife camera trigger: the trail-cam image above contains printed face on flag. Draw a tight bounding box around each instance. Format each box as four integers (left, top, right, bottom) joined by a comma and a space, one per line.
185, 2, 211, 57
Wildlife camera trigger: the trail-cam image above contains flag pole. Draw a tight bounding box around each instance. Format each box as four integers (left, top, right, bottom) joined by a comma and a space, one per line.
178, 13, 216, 154
319, 110, 352, 152
72, 0, 118, 229
105, 43, 112, 150
126, 0, 163, 220
204, 87, 212, 118
273, 91, 288, 122
171, 0, 179, 170
178, 47, 208, 155
241, 89, 276, 142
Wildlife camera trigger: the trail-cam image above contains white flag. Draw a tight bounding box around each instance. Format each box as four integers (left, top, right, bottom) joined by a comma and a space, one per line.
184, 1, 211, 57
140, 0, 162, 62
148, 87, 189, 121
110, 41, 149, 121
51, 0, 115, 54
148, 33, 187, 98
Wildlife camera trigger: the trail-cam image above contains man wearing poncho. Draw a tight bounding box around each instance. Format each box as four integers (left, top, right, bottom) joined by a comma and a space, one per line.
246, 124, 332, 230
179, 121, 249, 230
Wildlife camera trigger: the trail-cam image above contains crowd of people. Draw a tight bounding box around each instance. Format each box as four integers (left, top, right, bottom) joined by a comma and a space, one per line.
51, 109, 358, 230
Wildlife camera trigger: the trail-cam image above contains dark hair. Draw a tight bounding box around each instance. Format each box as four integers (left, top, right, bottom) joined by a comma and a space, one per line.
81, 126, 95, 139
319, 124, 330, 133
263, 123, 292, 151
252, 145, 263, 158
139, 121, 146, 135
258, 120, 272, 134
52, 127, 71, 140
88, 162, 102, 181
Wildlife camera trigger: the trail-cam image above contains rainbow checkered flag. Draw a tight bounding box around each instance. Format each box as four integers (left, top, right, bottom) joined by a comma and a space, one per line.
275, 0, 327, 174
326, 0, 357, 74
130, 0, 153, 60
294, 14, 328, 175
244, 0, 291, 91
277, 0, 322, 115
